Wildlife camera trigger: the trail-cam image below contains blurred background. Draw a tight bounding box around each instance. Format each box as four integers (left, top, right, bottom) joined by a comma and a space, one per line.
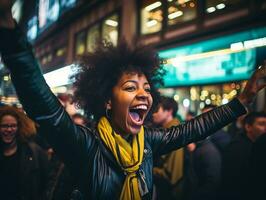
0, 0, 266, 118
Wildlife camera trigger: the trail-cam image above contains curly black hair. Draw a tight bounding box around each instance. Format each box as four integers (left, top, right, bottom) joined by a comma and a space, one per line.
72, 41, 165, 120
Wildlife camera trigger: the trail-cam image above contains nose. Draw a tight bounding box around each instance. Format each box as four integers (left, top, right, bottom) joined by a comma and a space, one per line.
136, 88, 149, 100
6, 127, 13, 131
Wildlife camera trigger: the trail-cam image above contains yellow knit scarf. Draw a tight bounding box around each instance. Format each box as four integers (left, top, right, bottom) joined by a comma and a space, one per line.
97, 117, 144, 200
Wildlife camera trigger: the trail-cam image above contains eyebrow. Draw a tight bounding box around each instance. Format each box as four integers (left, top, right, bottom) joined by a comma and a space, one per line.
122, 80, 150, 86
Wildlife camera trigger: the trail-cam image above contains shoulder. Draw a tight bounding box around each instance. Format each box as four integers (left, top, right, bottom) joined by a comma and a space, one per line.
80, 125, 100, 141
252, 134, 266, 155
73, 124, 98, 145
27, 141, 47, 155
143, 126, 159, 140
196, 140, 220, 156
19, 141, 49, 166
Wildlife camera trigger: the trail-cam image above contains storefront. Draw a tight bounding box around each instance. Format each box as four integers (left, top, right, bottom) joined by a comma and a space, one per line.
43, 64, 76, 93
158, 26, 266, 118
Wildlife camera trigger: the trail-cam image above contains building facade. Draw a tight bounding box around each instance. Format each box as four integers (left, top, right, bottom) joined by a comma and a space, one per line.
1, 0, 266, 114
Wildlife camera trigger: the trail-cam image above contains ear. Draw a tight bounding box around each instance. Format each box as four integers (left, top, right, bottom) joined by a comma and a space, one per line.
105, 100, 112, 110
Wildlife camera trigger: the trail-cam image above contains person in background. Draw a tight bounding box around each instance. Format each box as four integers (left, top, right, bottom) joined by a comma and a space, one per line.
0, 106, 50, 200
183, 138, 221, 200
249, 133, 266, 199
0, 2, 265, 199
57, 93, 78, 117
72, 113, 88, 126
58, 95, 96, 128
220, 112, 266, 200
33, 119, 75, 200
152, 96, 183, 199
227, 114, 245, 139
45, 142, 75, 200
202, 105, 232, 153
185, 111, 196, 121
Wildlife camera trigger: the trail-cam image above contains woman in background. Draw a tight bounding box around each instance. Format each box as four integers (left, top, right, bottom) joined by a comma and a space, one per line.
0, 106, 50, 200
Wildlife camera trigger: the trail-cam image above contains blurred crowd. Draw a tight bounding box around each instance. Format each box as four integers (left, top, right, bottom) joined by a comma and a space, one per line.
151, 96, 266, 200
0, 94, 265, 200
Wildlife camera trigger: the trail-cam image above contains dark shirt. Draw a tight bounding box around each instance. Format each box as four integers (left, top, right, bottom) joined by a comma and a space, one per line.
220, 132, 253, 199
249, 134, 266, 199
0, 150, 20, 200
183, 139, 221, 200
210, 129, 231, 153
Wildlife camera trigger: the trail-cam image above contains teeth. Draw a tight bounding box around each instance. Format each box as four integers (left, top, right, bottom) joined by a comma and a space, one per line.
131, 105, 147, 110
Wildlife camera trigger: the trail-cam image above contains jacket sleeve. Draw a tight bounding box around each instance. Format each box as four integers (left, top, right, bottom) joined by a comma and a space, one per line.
146, 98, 246, 157
0, 27, 94, 171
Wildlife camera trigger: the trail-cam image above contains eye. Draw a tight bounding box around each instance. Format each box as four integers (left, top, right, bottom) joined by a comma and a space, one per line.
145, 87, 151, 93
125, 86, 136, 92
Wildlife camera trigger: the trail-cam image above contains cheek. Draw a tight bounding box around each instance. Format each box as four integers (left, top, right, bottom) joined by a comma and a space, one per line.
112, 101, 128, 123
149, 95, 153, 104
148, 97, 153, 111
257, 126, 266, 133
114, 101, 128, 115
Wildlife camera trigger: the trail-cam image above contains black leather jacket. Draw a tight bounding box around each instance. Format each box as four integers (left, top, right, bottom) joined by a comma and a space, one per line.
0, 27, 246, 200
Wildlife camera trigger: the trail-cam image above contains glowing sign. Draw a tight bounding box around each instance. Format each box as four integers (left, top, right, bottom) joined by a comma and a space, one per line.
27, 16, 38, 41
37, 0, 76, 32
38, 0, 48, 28
38, 0, 60, 30
44, 64, 77, 88
12, 0, 23, 22
61, 0, 76, 13
159, 26, 266, 87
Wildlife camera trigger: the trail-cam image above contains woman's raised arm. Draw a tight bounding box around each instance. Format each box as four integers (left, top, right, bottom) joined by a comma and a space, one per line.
149, 62, 266, 156
0, 1, 93, 171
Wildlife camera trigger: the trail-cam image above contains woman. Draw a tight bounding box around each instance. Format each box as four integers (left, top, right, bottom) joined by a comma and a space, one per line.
0, 106, 50, 200
0, 1, 265, 199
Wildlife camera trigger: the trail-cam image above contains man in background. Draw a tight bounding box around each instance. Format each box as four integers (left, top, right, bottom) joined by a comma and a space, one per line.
221, 112, 266, 200
152, 96, 183, 199
202, 105, 232, 154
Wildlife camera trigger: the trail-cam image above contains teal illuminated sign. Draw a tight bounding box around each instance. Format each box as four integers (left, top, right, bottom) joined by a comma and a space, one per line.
159, 27, 266, 87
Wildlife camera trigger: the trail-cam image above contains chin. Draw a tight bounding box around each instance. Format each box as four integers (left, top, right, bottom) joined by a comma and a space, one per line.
2, 136, 15, 144
131, 131, 139, 135
3, 140, 14, 144
129, 126, 142, 135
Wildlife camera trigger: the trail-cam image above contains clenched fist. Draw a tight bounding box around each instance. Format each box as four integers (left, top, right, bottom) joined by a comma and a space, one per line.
238, 62, 266, 105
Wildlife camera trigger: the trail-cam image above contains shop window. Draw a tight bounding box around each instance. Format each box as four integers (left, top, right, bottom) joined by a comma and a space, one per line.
47, 54, 52, 62
159, 82, 244, 118
41, 53, 52, 65
41, 56, 47, 65
56, 47, 66, 57
102, 14, 119, 46
140, 0, 163, 34
87, 24, 100, 52
75, 31, 86, 55
167, 0, 197, 26
205, 0, 242, 14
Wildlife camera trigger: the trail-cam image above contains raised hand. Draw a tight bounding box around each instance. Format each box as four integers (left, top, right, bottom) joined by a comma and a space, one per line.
0, 0, 15, 28
238, 61, 266, 105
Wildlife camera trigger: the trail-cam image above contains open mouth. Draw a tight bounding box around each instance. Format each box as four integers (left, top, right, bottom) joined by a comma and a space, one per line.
129, 105, 148, 125
2, 134, 15, 143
